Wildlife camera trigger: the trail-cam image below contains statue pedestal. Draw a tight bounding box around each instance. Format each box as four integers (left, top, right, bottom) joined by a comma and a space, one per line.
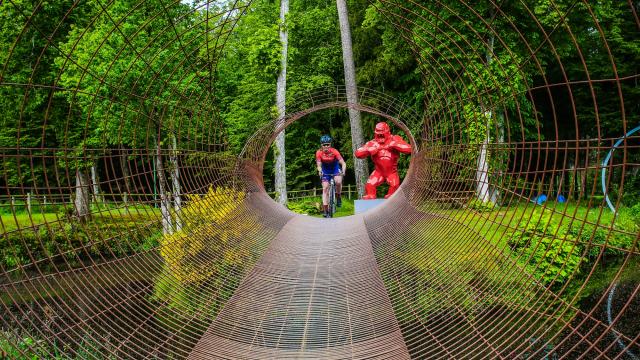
354, 199, 386, 214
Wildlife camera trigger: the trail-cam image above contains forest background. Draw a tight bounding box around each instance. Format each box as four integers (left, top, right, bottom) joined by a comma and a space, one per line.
1, 0, 638, 204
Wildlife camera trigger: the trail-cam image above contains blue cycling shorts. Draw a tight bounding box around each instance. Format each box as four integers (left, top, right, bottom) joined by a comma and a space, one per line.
321, 161, 340, 182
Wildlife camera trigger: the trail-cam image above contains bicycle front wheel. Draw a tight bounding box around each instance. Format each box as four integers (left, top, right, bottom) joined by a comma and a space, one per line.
329, 180, 336, 217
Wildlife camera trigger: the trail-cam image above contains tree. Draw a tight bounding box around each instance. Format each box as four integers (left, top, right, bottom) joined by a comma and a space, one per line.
336, 0, 368, 198
475, 16, 495, 204
0, 0, 88, 201
53, 0, 197, 226
274, 0, 290, 205
170, 133, 182, 231
215, 0, 280, 154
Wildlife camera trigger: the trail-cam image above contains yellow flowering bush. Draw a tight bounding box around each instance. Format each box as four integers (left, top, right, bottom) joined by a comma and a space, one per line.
154, 186, 252, 311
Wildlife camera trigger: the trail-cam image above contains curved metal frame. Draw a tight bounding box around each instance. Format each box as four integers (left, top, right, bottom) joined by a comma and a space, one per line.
0, 0, 638, 358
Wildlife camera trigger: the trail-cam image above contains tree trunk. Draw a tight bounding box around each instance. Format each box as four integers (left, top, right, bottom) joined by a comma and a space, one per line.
274, 0, 289, 205
476, 132, 491, 203
91, 163, 101, 203
579, 167, 586, 199
557, 169, 565, 197
336, 0, 368, 198
156, 142, 173, 235
476, 28, 495, 203
170, 134, 182, 232
569, 162, 576, 200
490, 111, 505, 204
120, 147, 132, 194
74, 169, 91, 222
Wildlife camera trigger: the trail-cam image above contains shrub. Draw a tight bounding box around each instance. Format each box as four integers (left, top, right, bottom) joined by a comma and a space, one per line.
466, 198, 495, 212
0, 216, 160, 270
628, 202, 640, 219
567, 219, 637, 259
154, 186, 254, 313
0, 330, 115, 359
287, 199, 321, 215
508, 211, 584, 287
0, 331, 51, 359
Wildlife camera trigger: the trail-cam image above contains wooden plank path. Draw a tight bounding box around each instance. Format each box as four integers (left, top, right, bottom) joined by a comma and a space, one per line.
188, 214, 410, 359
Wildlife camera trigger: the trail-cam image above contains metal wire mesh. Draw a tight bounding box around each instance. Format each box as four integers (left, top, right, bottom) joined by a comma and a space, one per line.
0, 0, 638, 359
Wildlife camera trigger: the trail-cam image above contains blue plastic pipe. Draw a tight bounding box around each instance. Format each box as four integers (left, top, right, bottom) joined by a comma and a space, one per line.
601, 124, 640, 213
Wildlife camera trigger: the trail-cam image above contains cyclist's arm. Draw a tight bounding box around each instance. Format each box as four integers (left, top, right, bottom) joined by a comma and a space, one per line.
315, 151, 323, 176
332, 149, 347, 175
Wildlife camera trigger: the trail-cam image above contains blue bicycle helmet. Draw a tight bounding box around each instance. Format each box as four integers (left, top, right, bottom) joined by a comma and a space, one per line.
320, 134, 332, 144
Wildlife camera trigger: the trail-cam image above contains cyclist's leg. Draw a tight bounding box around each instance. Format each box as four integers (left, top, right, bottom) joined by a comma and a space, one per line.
334, 175, 343, 207
321, 179, 329, 205
321, 177, 330, 216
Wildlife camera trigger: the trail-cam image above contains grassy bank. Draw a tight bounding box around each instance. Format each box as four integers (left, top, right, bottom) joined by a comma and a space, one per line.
287, 196, 355, 217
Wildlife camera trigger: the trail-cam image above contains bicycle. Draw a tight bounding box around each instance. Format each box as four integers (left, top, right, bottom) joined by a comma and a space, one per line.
320, 172, 339, 218
328, 176, 337, 218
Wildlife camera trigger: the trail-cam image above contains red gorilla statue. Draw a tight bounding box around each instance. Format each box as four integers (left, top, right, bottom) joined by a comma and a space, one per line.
355, 122, 412, 199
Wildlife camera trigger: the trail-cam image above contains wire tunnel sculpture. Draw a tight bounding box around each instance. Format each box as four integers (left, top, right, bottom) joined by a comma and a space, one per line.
0, 0, 638, 358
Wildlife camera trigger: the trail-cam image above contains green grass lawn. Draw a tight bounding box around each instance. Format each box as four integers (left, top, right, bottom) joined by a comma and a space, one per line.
0, 212, 63, 233
287, 196, 356, 217
0, 204, 161, 233
287, 194, 637, 239
0, 204, 162, 273
425, 200, 636, 248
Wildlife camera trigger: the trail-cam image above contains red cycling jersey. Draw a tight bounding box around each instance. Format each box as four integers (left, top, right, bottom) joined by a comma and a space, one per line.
315, 148, 343, 164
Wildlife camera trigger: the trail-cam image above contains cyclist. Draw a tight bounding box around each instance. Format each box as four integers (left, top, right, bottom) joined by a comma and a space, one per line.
316, 134, 346, 218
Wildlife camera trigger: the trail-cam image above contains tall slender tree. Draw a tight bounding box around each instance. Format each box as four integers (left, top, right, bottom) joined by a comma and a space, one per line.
156, 132, 173, 235
336, 0, 368, 198
90, 163, 101, 203
475, 32, 494, 204
74, 169, 91, 222
274, 0, 289, 205
170, 133, 182, 231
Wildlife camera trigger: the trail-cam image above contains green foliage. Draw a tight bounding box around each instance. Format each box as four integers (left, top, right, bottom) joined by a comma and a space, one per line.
508, 211, 583, 287
381, 217, 538, 322
215, 0, 281, 153
566, 208, 639, 258
286, 196, 356, 217
0, 0, 84, 187
0, 331, 50, 359
466, 198, 495, 212
507, 204, 637, 289
154, 186, 253, 314
628, 202, 640, 219
287, 199, 321, 216
0, 212, 160, 270
0, 330, 117, 359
